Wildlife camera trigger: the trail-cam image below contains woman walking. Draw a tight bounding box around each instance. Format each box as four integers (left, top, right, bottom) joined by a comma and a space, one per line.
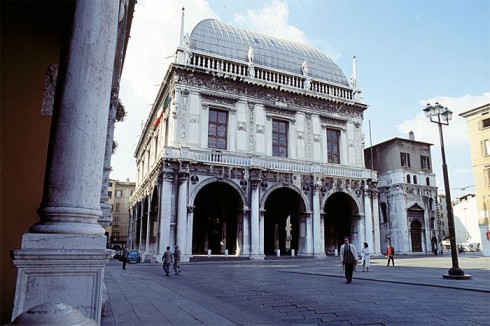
361, 242, 370, 272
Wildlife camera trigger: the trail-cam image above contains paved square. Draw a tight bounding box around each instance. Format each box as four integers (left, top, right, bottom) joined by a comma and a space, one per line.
102, 254, 489, 325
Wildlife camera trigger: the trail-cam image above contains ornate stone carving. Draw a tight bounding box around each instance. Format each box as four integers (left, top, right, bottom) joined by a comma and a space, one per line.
248, 102, 255, 151
237, 121, 247, 131
189, 114, 200, 124
256, 124, 265, 134
179, 89, 189, 141
177, 71, 365, 119
305, 114, 313, 159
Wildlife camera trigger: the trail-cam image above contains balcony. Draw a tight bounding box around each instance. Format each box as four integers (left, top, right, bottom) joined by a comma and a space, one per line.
163, 147, 373, 179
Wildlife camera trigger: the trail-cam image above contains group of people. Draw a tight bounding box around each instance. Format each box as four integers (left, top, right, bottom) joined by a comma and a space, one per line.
340, 237, 395, 284
123, 239, 398, 284
162, 245, 181, 276
120, 245, 182, 276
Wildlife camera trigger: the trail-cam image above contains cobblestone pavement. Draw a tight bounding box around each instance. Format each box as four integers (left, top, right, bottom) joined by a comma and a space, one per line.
102, 254, 490, 325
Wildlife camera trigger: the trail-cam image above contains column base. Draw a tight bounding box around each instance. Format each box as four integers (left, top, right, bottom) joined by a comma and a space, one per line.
249, 254, 265, 260
11, 233, 110, 323
442, 267, 471, 280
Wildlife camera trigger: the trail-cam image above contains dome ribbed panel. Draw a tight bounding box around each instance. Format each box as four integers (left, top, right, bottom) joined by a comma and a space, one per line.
188, 19, 349, 86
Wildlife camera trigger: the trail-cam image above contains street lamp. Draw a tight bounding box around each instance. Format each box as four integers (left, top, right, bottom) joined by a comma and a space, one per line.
423, 102, 471, 279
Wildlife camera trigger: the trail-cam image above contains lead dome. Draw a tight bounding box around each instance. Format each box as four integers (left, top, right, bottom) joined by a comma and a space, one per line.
188, 19, 349, 86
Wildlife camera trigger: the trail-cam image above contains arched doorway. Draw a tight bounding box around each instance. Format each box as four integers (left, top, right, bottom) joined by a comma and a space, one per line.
192, 182, 241, 255
263, 188, 303, 255
323, 192, 358, 254
411, 220, 423, 252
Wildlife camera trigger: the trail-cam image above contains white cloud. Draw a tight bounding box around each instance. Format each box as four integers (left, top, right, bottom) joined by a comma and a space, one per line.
112, 0, 217, 181
397, 92, 490, 147
233, 0, 309, 44
396, 92, 489, 198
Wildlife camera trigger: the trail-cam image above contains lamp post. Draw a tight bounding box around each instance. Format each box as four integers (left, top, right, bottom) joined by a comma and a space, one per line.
423, 102, 471, 279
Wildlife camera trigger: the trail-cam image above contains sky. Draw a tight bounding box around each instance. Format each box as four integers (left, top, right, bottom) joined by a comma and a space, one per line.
114, 0, 490, 199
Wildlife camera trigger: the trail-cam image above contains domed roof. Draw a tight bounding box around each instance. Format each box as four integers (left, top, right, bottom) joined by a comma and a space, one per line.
188, 19, 349, 86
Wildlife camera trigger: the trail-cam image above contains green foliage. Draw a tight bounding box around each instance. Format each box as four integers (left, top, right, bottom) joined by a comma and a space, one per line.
116, 99, 126, 122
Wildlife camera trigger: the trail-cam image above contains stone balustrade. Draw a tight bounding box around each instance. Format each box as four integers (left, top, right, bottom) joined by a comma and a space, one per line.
188, 52, 353, 101
163, 147, 372, 179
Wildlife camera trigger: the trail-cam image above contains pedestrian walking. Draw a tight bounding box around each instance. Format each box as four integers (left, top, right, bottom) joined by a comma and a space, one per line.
162, 246, 173, 276
173, 245, 181, 275
339, 237, 358, 284
122, 247, 129, 270
361, 242, 370, 272
387, 243, 395, 266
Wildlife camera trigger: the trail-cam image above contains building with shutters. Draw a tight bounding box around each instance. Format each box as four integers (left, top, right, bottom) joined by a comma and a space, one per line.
364, 132, 442, 254
459, 103, 490, 256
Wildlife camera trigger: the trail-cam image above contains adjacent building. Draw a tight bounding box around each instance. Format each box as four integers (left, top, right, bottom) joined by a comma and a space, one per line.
364, 132, 441, 254
460, 103, 490, 256
129, 17, 380, 262
452, 194, 481, 248
106, 179, 135, 249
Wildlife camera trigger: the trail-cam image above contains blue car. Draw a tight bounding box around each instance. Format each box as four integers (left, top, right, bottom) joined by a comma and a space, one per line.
127, 250, 141, 263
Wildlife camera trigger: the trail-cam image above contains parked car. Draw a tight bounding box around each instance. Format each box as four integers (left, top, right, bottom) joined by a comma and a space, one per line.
113, 250, 123, 260
127, 250, 141, 263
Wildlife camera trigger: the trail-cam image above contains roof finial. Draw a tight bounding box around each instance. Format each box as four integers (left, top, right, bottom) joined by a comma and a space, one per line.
351, 55, 362, 100
351, 55, 357, 88
179, 7, 185, 47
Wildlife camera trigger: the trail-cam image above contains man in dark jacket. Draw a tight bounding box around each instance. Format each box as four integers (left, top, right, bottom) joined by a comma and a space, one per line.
339, 237, 358, 284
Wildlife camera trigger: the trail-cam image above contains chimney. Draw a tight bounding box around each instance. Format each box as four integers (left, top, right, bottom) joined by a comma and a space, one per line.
409, 131, 415, 141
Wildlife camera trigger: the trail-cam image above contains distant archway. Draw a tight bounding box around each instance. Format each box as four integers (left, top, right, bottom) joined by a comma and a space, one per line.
192, 182, 242, 255
410, 220, 422, 252
263, 187, 305, 255
323, 192, 359, 254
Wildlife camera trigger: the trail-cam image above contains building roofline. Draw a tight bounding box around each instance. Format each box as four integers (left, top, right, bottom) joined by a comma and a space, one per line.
364, 137, 433, 150
459, 102, 490, 118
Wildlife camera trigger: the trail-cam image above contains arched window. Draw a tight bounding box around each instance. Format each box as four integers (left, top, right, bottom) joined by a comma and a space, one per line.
426, 177, 430, 186
406, 174, 411, 183
413, 175, 417, 184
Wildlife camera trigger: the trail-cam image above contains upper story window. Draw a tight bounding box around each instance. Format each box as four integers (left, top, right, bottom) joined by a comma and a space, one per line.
108, 191, 112, 198
327, 128, 340, 164
208, 109, 228, 150
115, 190, 122, 198
115, 203, 121, 211
420, 155, 431, 170
485, 166, 490, 186
413, 175, 417, 184
406, 174, 411, 183
272, 119, 288, 157
426, 177, 430, 186
481, 117, 490, 129
482, 139, 490, 157
400, 152, 411, 167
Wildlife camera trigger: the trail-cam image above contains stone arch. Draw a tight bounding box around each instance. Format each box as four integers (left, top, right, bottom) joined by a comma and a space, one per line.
408, 203, 425, 253
189, 177, 248, 210
320, 188, 363, 211
259, 183, 308, 212
191, 179, 245, 255
322, 189, 361, 254
261, 184, 308, 255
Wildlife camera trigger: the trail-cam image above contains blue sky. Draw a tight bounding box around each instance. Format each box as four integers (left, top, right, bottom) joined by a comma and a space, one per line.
114, 0, 490, 199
